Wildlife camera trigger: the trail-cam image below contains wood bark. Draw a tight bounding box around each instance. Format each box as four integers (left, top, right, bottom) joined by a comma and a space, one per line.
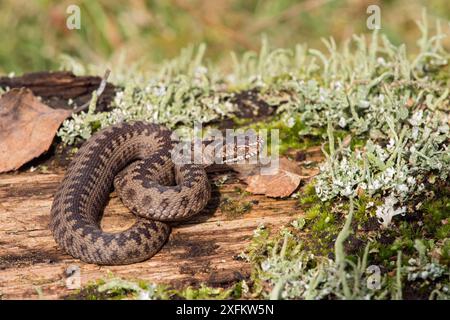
0, 71, 116, 112
0, 169, 305, 299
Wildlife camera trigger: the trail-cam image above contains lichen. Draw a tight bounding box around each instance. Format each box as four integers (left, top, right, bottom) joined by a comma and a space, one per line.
58, 13, 448, 300
65, 277, 246, 300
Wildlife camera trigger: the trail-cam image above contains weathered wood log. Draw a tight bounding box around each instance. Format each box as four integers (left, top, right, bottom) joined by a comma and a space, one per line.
0, 146, 322, 299
0, 168, 308, 299
0, 71, 116, 112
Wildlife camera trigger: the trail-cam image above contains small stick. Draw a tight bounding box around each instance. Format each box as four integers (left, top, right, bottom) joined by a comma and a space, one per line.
73, 69, 111, 113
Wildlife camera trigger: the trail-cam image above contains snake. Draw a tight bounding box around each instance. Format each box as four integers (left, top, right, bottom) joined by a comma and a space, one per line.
50, 121, 261, 265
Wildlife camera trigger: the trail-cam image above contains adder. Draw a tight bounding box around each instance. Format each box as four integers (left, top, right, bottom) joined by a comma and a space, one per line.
50, 121, 261, 265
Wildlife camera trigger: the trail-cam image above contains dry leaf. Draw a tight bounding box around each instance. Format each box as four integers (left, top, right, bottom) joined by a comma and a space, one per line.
243, 157, 303, 198
0, 88, 71, 173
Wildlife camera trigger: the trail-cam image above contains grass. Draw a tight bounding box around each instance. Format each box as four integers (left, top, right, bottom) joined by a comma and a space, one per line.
1, 1, 449, 74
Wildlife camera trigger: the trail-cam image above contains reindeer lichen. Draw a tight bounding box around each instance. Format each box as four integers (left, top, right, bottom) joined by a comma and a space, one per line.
57, 13, 449, 300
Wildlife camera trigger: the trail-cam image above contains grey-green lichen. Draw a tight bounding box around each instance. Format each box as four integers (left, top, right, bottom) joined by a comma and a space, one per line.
65, 277, 247, 300
314, 109, 449, 228
241, 199, 449, 300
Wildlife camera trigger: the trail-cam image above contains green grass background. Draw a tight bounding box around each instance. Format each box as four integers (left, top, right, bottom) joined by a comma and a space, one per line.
0, 0, 448, 74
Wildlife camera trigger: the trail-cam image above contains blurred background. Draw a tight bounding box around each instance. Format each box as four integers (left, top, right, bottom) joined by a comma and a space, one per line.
0, 0, 448, 74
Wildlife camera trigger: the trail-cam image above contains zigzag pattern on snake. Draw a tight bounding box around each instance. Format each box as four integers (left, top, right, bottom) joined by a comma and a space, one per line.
50, 121, 211, 265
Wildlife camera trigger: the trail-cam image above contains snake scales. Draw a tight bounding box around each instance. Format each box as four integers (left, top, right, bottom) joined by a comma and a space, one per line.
50, 121, 260, 265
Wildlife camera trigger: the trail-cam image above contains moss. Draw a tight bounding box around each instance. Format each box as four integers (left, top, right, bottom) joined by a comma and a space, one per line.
297, 184, 376, 257
309, 208, 335, 233
219, 187, 254, 219
242, 225, 272, 265
349, 137, 367, 150
66, 286, 110, 300
352, 195, 379, 229
422, 196, 450, 240
232, 186, 252, 196
175, 283, 241, 300
38, 165, 49, 174
298, 200, 341, 256
369, 193, 449, 267
274, 179, 448, 298
298, 182, 320, 206
304, 204, 321, 220
220, 196, 254, 219
442, 240, 450, 266
65, 280, 112, 300
65, 278, 245, 300
238, 115, 324, 156
298, 183, 448, 277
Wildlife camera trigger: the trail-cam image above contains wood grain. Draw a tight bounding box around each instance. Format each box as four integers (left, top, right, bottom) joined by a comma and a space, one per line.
0, 169, 304, 299
0, 71, 116, 112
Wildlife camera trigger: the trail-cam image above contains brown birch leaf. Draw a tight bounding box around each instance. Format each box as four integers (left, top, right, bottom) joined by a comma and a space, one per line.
243, 157, 303, 198
0, 88, 71, 173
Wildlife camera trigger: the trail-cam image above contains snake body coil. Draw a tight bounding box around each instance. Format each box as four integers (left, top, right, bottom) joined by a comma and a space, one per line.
50, 121, 211, 265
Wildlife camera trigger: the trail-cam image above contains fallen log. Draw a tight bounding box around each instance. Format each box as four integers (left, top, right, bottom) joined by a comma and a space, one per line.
0, 71, 116, 112
0, 169, 304, 299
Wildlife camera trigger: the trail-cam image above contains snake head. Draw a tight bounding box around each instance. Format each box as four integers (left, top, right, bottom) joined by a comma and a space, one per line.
215, 132, 264, 164
202, 129, 264, 165
171, 129, 264, 166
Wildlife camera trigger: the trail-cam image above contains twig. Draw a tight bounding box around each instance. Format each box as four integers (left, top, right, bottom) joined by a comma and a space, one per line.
73, 69, 111, 113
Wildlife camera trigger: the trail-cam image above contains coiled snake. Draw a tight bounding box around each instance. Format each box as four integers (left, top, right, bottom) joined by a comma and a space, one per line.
50, 121, 260, 265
